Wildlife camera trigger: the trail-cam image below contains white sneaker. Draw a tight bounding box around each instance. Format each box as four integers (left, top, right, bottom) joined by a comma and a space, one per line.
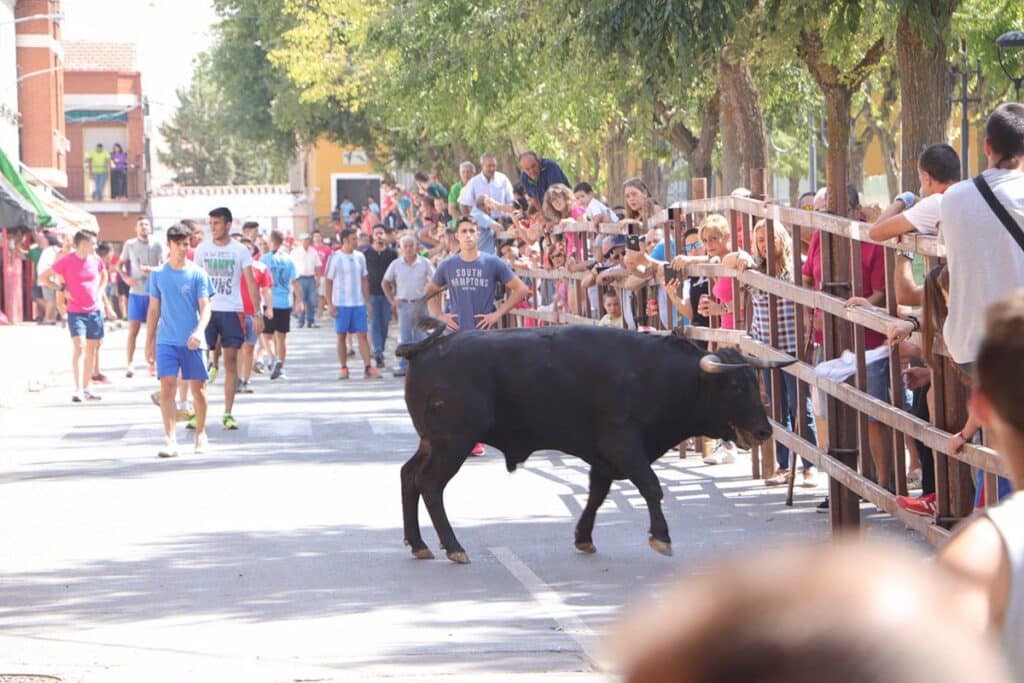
704, 441, 737, 465
158, 437, 179, 459
194, 433, 209, 455
83, 389, 102, 401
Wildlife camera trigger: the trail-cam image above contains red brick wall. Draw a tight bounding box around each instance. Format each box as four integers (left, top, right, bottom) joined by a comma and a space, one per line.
98, 213, 144, 244
16, 0, 66, 179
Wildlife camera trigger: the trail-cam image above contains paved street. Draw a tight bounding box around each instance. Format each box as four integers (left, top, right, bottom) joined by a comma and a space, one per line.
0, 323, 924, 682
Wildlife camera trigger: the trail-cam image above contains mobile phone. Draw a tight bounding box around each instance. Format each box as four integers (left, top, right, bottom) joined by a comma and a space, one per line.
626, 234, 643, 251
664, 265, 682, 282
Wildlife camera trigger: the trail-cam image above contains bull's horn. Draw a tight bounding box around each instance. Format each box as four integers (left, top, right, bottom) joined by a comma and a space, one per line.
699, 354, 748, 374
742, 355, 797, 370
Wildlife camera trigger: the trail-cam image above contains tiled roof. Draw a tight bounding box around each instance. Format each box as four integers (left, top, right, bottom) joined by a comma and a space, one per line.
64, 42, 137, 72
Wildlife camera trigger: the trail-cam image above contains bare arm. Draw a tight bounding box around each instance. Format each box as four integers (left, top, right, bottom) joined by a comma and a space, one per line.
894, 256, 922, 307
242, 266, 257, 315
382, 279, 396, 305
476, 276, 529, 329
145, 296, 161, 365
939, 516, 1011, 634
192, 296, 212, 349
292, 278, 303, 314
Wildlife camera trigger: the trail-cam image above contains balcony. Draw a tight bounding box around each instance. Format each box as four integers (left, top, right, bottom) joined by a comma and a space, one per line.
66, 165, 147, 213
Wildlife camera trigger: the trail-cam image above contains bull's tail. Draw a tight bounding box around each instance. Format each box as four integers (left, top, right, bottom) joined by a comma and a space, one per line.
395, 286, 449, 359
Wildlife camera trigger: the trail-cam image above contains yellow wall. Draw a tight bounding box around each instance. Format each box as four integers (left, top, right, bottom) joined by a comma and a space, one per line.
306, 138, 377, 219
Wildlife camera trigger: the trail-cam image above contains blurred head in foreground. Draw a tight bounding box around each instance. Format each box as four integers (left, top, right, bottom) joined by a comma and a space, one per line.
612, 541, 1009, 683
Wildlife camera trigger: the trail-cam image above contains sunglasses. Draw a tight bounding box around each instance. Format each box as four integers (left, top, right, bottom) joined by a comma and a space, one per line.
609, 251, 623, 260
551, 252, 566, 258
684, 240, 703, 253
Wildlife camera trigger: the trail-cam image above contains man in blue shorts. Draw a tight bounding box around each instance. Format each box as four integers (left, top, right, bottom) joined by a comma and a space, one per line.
193, 207, 257, 430
145, 223, 214, 458
119, 217, 163, 378
261, 229, 302, 380
324, 227, 381, 380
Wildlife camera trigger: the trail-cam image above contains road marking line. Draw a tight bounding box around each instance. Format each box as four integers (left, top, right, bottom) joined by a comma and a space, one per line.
489, 545, 608, 671
369, 417, 415, 434
248, 418, 313, 438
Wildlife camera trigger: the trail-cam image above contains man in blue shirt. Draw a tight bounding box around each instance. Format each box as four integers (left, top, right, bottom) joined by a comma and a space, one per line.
145, 223, 214, 458
338, 196, 356, 226
519, 151, 570, 208
260, 230, 303, 379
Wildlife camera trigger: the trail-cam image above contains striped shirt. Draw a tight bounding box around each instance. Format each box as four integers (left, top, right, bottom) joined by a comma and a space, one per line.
750, 289, 798, 354
325, 250, 368, 307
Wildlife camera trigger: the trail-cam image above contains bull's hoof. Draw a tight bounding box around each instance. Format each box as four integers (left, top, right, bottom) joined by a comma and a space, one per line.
649, 538, 673, 556
575, 541, 597, 554
447, 550, 471, 564
411, 547, 435, 560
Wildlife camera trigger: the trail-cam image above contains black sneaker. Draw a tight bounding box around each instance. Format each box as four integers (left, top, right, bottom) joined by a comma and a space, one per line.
392, 368, 407, 377
270, 361, 284, 380
241, 380, 255, 394
816, 497, 829, 513
375, 354, 384, 368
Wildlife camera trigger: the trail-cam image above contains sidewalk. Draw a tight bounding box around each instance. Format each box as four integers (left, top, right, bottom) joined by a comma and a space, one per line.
0, 321, 130, 408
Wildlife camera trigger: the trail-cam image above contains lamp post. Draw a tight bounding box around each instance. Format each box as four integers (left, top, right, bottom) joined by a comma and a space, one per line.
997, 30, 1024, 101
949, 40, 981, 180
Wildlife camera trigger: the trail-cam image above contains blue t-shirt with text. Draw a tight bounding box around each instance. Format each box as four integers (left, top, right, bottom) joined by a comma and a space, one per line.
433, 253, 514, 330
262, 250, 298, 309
148, 261, 215, 348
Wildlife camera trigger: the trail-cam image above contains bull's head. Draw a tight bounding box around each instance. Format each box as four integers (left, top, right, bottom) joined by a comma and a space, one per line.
699, 348, 792, 449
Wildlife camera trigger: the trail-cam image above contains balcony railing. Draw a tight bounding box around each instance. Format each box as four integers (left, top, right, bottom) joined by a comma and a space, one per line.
66, 164, 146, 202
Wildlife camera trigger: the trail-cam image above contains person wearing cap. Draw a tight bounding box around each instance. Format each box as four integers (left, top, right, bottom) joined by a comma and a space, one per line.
145, 223, 214, 458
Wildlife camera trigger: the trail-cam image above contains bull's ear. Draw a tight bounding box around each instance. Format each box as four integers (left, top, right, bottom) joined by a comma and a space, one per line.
699, 354, 748, 374
742, 355, 796, 370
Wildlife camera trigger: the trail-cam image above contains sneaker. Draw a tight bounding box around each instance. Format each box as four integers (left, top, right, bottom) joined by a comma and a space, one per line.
364, 366, 382, 380
235, 378, 244, 393
896, 492, 937, 517
703, 441, 736, 465
816, 497, 829, 513
801, 467, 818, 488
194, 432, 209, 455
270, 361, 284, 380
207, 364, 218, 384
338, 367, 350, 380
471, 442, 486, 456
375, 354, 384, 368
150, 390, 161, 407
253, 360, 265, 374
125, 367, 134, 378
240, 380, 254, 394
71, 391, 84, 403
158, 437, 179, 459
185, 412, 198, 430
392, 368, 407, 377
83, 389, 102, 401
91, 373, 111, 384
765, 470, 791, 486
222, 413, 239, 430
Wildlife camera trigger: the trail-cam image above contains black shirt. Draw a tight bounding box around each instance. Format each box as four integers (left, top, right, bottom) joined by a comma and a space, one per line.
360, 245, 397, 296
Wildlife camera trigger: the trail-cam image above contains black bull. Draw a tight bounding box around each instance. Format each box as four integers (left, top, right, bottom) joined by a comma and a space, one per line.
397, 321, 786, 564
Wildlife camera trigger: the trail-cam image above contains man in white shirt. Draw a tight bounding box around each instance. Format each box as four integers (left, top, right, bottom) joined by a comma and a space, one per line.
290, 232, 322, 328
940, 102, 1024, 372
382, 234, 435, 377
868, 144, 961, 241
459, 153, 515, 218
325, 227, 381, 380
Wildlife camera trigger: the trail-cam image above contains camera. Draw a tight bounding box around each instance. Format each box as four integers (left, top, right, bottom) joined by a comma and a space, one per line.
626, 234, 644, 251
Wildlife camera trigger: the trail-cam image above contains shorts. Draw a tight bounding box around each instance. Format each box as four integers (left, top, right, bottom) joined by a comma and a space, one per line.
117, 279, 131, 297
263, 307, 292, 334
335, 305, 368, 334
244, 315, 258, 345
67, 310, 105, 340
866, 356, 912, 422
127, 293, 150, 322
205, 310, 245, 350
43, 286, 56, 302
32, 284, 43, 299
156, 344, 208, 381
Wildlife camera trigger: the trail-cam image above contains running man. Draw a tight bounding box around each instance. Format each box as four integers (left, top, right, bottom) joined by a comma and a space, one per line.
261, 230, 302, 380
119, 217, 163, 377
324, 227, 382, 380
145, 223, 213, 458
38, 230, 115, 402
193, 207, 257, 430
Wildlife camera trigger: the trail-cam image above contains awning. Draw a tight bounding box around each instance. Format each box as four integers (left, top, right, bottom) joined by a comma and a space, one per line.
35, 189, 100, 235
0, 171, 39, 229
0, 147, 51, 227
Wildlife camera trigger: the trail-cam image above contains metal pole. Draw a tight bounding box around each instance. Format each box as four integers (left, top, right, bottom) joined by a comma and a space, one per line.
960, 62, 970, 180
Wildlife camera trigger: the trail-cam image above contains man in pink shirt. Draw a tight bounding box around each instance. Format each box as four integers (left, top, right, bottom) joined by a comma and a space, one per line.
38, 230, 114, 402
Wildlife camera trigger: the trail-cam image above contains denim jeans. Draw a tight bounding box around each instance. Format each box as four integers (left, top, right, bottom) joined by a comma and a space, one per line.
92, 172, 108, 200
297, 276, 317, 325
369, 294, 392, 357
396, 300, 424, 369
762, 369, 817, 470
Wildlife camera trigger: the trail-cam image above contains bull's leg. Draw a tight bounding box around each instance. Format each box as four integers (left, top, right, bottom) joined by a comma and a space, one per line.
417, 438, 473, 564
574, 469, 612, 554
626, 464, 672, 556
401, 440, 434, 560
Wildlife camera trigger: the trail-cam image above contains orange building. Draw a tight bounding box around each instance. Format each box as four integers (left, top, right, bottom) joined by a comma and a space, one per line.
62, 41, 147, 242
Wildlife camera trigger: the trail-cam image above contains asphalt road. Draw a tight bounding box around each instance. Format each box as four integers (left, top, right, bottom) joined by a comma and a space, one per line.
0, 323, 925, 682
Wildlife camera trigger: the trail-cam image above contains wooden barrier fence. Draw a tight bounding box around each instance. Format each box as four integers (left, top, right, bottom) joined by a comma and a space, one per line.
500, 179, 992, 546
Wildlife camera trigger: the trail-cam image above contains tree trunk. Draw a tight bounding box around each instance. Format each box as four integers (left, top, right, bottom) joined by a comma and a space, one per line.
658, 88, 720, 182
641, 158, 664, 205
788, 170, 802, 206
605, 125, 629, 206
720, 93, 742, 193
719, 48, 769, 191
823, 87, 853, 216
848, 123, 874, 192
896, 2, 953, 192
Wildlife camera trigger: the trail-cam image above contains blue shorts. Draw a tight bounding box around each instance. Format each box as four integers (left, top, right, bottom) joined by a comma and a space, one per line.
244, 315, 257, 345
127, 293, 150, 322
205, 310, 245, 349
335, 305, 368, 334
156, 344, 209, 381
67, 310, 105, 340
866, 357, 912, 423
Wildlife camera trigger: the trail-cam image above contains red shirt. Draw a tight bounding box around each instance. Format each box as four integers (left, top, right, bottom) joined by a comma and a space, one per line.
801, 230, 886, 348
241, 260, 273, 316
314, 244, 332, 277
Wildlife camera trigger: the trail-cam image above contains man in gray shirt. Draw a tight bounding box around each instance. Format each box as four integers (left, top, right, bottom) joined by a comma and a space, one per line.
381, 234, 434, 377
119, 217, 163, 377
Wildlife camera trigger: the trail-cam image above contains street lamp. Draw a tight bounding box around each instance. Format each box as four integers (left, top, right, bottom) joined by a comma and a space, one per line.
996, 30, 1024, 101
